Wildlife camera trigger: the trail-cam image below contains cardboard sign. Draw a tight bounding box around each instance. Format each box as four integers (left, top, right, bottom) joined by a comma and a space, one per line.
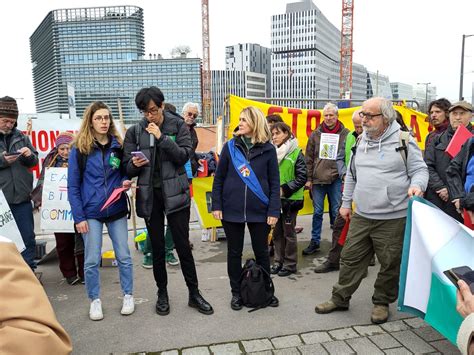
40, 167, 74, 232
0, 190, 25, 252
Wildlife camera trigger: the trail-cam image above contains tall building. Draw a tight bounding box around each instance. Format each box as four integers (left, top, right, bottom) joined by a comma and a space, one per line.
413, 84, 437, 113
390, 82, 414, 100
352, 63, 368, 101
30, 5, 201, 123
367, 71, 392, 99
270, 0, 366, 107
225, 43, 271, 98
211, 70, 266, 123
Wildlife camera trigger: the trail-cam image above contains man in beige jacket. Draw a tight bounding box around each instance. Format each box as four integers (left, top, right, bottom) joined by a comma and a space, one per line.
0, 236, 72, 355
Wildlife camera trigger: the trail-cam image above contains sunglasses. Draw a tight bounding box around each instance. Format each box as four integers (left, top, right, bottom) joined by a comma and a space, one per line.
186, 112, 198, 119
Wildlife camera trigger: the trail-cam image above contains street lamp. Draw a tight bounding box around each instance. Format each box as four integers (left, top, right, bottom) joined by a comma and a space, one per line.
460, 34, 474, 100
417, 82, 431, 113
327, 77, 330, 100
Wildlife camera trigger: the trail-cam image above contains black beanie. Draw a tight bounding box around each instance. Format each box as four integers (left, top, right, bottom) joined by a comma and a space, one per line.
0, 96, 19, 119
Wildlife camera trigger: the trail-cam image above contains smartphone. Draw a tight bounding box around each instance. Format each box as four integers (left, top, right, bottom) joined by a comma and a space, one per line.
4, 152, 21, 157
131, 151, 149, 162
443, 266, 474, 293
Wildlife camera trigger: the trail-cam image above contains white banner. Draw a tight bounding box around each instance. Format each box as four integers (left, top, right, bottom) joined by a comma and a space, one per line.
0, 190, 25, 252
40, 168, 74, 232
67, 83, 77, 120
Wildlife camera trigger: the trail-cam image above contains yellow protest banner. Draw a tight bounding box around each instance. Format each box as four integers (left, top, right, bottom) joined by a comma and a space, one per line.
192, 177, 222, 228
228, 95, 431, 150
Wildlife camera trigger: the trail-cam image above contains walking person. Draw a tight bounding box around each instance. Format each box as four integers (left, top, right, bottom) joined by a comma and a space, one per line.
123, 87, 213, 316
68, 101, 134, 321
269, 122, 306, 277
212, 106, 281, 310
32, 132, 85, 285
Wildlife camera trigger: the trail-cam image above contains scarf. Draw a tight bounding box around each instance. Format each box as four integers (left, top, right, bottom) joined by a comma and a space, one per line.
321, 120, 341, 134
276, 137, 299, 164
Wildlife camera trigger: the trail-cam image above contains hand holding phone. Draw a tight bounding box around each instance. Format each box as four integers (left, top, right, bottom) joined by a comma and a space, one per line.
4, 152, 21, 157
131, 151, 149, 167
444, 266, 474, 293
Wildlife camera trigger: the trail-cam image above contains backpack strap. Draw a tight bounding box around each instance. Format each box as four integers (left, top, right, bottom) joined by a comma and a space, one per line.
396, 131, 410, 169
349, 135, 362, 182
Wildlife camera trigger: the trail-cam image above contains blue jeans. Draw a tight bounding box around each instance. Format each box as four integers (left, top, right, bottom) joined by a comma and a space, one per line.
11, 201, 36, 270
311, 179, 342, 244
82, 217, 133, 300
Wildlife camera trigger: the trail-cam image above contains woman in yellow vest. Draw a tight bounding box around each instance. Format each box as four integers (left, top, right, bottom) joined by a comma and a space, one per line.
270, 122, 307, 276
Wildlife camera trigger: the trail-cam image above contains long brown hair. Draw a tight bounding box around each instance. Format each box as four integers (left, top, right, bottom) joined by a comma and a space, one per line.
74, 101, 123, 155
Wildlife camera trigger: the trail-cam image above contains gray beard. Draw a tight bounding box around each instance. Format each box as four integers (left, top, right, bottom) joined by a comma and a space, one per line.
0, 128, 12, 135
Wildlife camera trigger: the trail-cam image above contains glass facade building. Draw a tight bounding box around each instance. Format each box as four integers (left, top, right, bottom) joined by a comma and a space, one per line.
30, 6, 201, 123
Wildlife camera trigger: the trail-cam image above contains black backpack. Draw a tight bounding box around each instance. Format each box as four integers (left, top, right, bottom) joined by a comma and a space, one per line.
240, 259, 275, 312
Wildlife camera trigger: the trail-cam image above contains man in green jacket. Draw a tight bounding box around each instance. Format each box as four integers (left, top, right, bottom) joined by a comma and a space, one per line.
314, 109, 362, 273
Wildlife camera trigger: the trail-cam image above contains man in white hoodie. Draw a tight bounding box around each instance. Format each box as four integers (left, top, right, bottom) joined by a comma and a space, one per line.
315, 97, 429, 324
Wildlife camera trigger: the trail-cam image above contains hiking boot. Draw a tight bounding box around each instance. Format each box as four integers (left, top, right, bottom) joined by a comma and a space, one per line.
371, 304, 389, 324
302, 241, 320, 255
166, 252, 180, 266
230, 295, 243, 311
315, 300, 349, 314
121, 294, 135, 315
278, 267, 296, 277
269, 295, 279, 307
156, 289, 170, 316
270, 263, 282, 275
142, 253, 153, 269
189, 290, 214, 315
89, 299, 104, 321
66, 276, 80, 285
314, 261, 339, 273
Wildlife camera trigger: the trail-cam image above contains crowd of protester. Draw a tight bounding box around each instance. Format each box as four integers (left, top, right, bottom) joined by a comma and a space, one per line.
1, 92, 473, 354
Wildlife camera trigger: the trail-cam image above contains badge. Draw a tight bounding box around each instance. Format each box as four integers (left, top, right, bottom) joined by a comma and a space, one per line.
109, 154, 120, 169
239, 164, 250, 177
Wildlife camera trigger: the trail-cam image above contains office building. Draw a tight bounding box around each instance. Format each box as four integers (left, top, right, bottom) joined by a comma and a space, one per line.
390, 82, 414, 101
367, 71, 392, 99
211, 70, 266, 123
225, 43, 271, 98
30, 5, 201, 123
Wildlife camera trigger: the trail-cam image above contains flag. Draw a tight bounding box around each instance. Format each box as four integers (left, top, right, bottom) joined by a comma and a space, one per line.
398, 196, 474, 345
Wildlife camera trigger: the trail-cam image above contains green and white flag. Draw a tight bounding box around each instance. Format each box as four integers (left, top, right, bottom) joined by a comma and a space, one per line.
398, 196, 474, 345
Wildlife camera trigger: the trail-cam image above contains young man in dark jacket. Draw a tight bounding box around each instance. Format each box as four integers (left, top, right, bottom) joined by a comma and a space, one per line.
123, 87, 213, 316
0, 96, 39, 270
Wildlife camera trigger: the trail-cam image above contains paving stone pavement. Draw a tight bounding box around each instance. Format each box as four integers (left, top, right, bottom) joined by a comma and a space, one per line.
161, 318, 461, 354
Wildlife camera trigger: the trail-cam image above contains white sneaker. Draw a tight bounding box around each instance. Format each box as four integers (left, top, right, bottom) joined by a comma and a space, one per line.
89, 299, 103, 321
121, 294, 135, 315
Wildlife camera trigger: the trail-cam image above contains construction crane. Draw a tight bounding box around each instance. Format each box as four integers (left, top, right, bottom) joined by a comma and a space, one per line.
201, 0, 212, 124
339, 0, 354, 99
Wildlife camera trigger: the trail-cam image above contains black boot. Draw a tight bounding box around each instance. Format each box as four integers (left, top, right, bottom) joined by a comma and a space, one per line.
156, 289, 170, 316
302, 241, 320, 255
230, 295, 243, 311
188, 290, 214, 315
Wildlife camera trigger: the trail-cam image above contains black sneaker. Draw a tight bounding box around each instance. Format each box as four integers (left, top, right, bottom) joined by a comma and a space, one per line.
278, 267, 296, 277
270, 263, 282, 274
230, 295, 243, 311
66, 276, 79, 285
269, 295, 279, 307
302, 241, 320, 255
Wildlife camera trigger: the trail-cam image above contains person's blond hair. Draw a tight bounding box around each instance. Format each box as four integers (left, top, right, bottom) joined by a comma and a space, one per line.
238, 106, 271, 144
74, 101, 123, 155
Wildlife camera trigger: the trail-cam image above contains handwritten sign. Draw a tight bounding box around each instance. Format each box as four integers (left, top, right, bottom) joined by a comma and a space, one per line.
0, 190, 25, 252
40, 167, 74, 232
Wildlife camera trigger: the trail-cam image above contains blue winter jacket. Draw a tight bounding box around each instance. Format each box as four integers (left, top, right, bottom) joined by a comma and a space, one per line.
212, 136, 281, 223
68, 136, 127, 223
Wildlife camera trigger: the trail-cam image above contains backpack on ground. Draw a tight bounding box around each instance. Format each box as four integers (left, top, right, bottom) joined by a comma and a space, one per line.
240, 258, 275, 312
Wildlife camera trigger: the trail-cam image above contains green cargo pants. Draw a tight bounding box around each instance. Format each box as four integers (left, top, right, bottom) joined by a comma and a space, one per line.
331, 213, 406, 307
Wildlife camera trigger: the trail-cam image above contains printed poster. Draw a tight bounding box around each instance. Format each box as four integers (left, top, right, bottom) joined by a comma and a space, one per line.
319, 133, 339, 160
0, 189, 25, 252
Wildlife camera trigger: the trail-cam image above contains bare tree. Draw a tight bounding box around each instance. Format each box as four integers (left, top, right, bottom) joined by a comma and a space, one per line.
171, 45, 191, 58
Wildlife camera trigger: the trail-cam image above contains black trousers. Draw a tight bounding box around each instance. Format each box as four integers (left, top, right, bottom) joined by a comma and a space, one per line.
145, 189, 198, 292
221, 220, 271, 296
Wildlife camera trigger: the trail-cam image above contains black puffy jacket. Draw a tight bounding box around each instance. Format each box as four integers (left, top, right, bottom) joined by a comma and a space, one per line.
123, 112, 192, 218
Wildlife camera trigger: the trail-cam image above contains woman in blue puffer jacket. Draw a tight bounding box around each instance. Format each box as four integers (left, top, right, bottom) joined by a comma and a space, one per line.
68, 101, 134, 321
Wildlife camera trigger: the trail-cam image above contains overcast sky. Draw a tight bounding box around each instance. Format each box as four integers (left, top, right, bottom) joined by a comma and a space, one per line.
1, 0, 473, 113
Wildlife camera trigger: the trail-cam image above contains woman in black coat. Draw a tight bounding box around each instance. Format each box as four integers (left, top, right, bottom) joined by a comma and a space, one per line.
212, 106, 281, 310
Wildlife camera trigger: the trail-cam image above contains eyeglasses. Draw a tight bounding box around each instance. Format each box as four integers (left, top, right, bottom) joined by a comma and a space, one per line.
185, 112, 198, 119
144, 107, 160, 115
93, 115, 110, 122
359, 111, 383, 120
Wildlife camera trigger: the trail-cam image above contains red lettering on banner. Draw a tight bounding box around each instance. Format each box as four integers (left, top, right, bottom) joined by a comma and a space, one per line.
37, 131, 49, 152
410, 115, 421, 142
287, 108, 302, 137
31, 164, 40, 180
267, 106, 284, 116
306, 110, 321, 137
50, 130, 60, 147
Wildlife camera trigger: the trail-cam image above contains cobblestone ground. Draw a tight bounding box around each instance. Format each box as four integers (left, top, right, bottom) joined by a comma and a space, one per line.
149, 318, 460, 354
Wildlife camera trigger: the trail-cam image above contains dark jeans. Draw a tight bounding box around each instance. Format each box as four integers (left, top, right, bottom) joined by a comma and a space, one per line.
54, 232, 84, 279
273, 209, 298, 271
145, 189, 198, 292
11, 201, 36, 270
221, 220, 270, 296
